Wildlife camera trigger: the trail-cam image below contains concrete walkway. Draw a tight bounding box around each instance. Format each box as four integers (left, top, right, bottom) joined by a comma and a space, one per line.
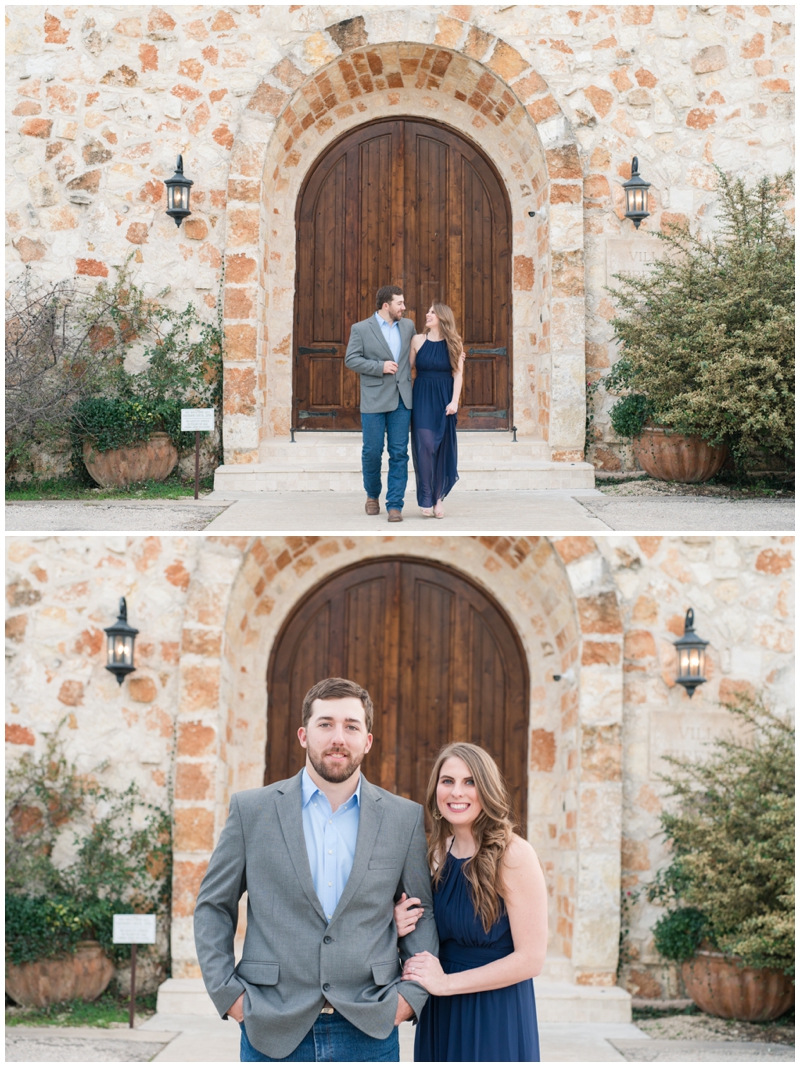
7, 1017, 794, 1062
7, 489, 794, 533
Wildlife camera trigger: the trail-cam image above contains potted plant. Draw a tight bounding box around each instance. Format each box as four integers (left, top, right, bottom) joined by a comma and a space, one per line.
73, 287, 221, 488
4, 259, 221, 488
5, 723, 171, 1008
645, 696, 794, 1021
604, 169, 794, 481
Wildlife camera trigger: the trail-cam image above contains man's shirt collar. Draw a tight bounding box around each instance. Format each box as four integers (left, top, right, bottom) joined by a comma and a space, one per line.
301, 766, 362, 809
375, 311, 399, 329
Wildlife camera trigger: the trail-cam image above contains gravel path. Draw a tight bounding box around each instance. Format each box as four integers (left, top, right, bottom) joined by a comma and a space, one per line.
6, 501, 228, 532
576, 495, 794, 532
6, 1030, 169, 1062
637, 1014, 795, 1045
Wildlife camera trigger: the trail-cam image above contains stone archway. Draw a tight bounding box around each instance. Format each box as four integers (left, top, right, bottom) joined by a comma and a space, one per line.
170, 536, 622, 986
220, 19, 587, 466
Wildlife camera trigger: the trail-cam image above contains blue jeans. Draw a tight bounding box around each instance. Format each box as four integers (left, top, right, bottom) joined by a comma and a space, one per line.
361, 399, 411, 511
239, 1013, 399, 1062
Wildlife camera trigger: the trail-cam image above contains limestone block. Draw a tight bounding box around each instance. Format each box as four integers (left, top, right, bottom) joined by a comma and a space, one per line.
578, 784, 622, 850
574, 852, 621, 968
580, 668, 623, 725
549, 203, 583, 251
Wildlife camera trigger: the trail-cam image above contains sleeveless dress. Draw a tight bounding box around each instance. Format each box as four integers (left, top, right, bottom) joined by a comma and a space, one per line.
414, 853, 540, 1062
411, 338, 459, 508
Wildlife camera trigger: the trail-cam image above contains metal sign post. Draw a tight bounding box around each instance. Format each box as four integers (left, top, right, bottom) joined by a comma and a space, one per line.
113, 914, 157, 1028
181, 409, 215, 500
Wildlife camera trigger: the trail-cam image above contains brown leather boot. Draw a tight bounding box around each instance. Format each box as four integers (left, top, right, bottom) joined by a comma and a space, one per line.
387, 509, 403, 522
365, 498, 380, 515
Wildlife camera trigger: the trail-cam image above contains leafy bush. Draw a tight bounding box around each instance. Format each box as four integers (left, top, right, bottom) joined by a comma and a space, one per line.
606, 169, 795, 470
5, 722, 171, 966
608, 390, 653, 439
5, 258, 222, 474
646, 695, 794, 976
652, 907, 710, 963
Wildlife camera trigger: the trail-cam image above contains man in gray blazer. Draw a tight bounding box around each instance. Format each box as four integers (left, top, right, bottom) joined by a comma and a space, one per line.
194, 677, 437, 1061
344, 286, 416, 523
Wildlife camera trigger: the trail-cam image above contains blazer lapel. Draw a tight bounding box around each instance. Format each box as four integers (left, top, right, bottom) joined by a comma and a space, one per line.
367, 315, 395, 360
275, 770, 327, 924
329, 776, 384, 923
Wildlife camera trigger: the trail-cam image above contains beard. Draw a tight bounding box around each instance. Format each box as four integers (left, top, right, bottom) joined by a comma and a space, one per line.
307, 744, 365, 783
389, 305, 404, 321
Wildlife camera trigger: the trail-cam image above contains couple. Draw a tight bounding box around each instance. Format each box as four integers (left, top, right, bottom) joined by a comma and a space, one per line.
344, 286, 464, 522
195, 677, 547, 1063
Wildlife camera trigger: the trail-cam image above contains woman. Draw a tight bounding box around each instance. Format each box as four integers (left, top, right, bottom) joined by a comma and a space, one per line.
395, 743, 547, 1062
409, 304, 465, 518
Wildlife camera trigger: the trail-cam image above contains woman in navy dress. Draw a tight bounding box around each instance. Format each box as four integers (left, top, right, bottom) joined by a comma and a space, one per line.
410, 304, 465, 518
395, 742, 546, 1062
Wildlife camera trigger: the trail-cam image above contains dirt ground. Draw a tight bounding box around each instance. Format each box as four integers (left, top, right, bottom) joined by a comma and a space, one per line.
598, 476, 794, 499
636, 1011, 795, 1046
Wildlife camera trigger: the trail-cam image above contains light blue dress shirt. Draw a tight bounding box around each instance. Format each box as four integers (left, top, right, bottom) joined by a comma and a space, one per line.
375, 311, 401, 361
301, 768, 362, 922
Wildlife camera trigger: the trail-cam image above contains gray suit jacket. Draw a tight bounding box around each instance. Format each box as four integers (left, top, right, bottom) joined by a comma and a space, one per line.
344, 315, 416, 413
194, 771, 438, 1058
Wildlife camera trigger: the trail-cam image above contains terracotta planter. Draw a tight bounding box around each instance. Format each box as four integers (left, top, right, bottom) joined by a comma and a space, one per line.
6, 940, 115, 1008
682, 950, 794, 1022
83, 432, 177, 488
632, 425, 728, 483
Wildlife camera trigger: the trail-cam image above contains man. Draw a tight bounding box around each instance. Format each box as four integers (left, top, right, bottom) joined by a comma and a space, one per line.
194, 677, 437, 1062
344, 286, 416, 522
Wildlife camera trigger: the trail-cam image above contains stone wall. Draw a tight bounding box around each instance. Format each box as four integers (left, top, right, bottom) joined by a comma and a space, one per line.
6, 6, 794, 467
600, 534, 795, 996
5, 534, 794, 993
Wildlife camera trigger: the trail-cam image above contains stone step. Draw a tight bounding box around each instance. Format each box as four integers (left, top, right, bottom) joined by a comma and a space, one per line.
214, 466, 594, 492
215, 431, 594, 492
156, 976, 631, 1024
260, 432, 552, 463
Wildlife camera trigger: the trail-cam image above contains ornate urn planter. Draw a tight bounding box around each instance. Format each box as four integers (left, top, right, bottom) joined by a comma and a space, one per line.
6, 940, 115, 1008
681, 950, 794, 1022
83, 432, 178, 488
632, 425, 728, 483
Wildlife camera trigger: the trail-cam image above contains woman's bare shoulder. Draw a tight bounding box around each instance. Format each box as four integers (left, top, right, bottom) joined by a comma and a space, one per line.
502, 834, 538, 870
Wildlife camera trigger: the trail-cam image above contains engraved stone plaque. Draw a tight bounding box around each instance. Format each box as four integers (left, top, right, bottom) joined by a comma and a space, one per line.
649, 709, 752, 781
606, 238, 665, 283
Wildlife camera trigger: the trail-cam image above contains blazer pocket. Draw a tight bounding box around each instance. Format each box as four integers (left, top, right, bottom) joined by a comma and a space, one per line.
371, 959, 400, 986
237, 961, 279, 986
368, 859, 399, 870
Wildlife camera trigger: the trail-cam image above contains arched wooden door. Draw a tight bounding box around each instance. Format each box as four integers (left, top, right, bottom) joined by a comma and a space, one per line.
266, 559, 528, 833
294, 119, 511, 431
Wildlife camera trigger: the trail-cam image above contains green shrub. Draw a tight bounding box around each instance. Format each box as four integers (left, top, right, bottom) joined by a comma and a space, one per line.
5, 721, 171, 966
605, 169, 795, 471
6, 258, 223, 474
652, 907, 711, 963
646, 695, 794, 976
608, 391, 653, 439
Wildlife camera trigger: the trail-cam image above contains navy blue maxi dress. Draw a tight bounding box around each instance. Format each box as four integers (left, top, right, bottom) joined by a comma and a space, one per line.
411, 338, 459, 508
414, 853, 540, 1063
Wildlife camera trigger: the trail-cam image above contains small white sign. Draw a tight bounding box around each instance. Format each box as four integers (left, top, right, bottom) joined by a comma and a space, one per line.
181, 408, 215, 432
113, 914, 157, 945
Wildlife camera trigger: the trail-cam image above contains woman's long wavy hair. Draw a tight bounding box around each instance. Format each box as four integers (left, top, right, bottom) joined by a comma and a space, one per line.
425, 742, 515, 933
427, 303, 464, 374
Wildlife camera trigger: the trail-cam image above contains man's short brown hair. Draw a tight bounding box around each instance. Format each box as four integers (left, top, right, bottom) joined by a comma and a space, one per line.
301, 677, 374, 732
375, 285, 403, 311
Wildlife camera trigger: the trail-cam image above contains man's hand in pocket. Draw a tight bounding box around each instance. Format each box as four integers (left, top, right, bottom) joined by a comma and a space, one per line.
228, 993, 244, 1023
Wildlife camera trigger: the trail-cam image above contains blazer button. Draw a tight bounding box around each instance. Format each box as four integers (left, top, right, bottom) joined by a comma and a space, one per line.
323, 983, 331, 992
323, 936, 332, 944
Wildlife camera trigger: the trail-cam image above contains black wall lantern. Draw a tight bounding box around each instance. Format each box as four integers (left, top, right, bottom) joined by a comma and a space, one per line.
164, 154, 193, 227
104, 597, 139, 685
623, 156, 651, 229
674, 608, 708, 698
